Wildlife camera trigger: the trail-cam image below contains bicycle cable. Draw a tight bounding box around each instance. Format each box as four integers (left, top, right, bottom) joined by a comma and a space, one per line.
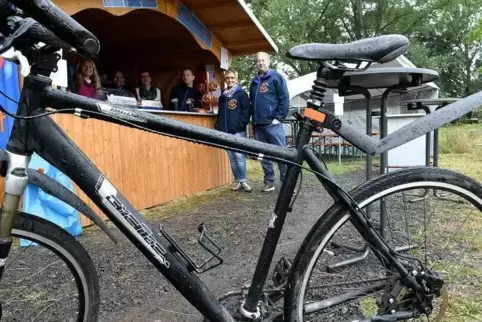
0, 89, 18, 104
0, 87, 366, 214
0, 89, 76, 119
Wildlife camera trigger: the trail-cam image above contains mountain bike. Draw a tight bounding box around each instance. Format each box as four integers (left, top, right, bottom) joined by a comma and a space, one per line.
0, 1, 481, 321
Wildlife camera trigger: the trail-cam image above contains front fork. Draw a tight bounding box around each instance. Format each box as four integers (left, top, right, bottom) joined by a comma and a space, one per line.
0, 151, 31, 280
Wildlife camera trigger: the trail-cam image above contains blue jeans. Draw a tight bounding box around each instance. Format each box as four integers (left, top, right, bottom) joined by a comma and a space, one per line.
253, 123, 287, 185
226, 132, 247, 182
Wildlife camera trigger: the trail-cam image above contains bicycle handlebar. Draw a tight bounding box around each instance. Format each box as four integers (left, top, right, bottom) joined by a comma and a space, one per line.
6, 0, 100, 55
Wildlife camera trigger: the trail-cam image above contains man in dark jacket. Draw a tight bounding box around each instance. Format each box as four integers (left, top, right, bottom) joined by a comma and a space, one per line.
249, 52, 289, 192
169, 68, 202, 111
216, 69, 252, 192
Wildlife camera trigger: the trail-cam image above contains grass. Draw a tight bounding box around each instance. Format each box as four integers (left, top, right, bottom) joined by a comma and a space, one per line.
359, 125, 482, 321
140, 186, 232, 221
422, 125, 482, 321
141, 158, 364, 221
438, 123, 482, 181
247, 158, 365, 181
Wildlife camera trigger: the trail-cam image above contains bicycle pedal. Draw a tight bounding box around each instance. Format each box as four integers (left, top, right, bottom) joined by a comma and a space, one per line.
272, 256, 292, 287
158, 223, 223, 274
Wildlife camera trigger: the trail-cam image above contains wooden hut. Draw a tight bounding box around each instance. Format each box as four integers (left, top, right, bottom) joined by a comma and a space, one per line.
40, 0, 277, 226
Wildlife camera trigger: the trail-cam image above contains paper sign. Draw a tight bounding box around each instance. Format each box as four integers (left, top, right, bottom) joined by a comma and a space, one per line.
220, 47, 229, 70
140, 100, 163, 108
35, 43, 68, 88
50, 56, 68, 88
333, 92, 344, 116
107, 94, 138, 107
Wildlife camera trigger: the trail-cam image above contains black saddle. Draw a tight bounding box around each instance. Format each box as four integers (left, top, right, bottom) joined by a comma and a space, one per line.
286, 34, 409, 64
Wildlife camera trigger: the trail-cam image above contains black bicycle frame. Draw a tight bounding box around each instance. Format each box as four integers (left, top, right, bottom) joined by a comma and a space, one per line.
2, 70, 317, 321
3, 50, 482, 320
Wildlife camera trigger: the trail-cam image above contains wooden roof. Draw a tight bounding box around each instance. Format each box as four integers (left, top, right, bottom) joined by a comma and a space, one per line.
179, 0, 278, 56
71, 9, 217, 72
56, 0, 277, 61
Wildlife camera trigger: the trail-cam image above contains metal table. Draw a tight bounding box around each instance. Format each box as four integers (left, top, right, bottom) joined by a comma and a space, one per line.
327, 67, 439, 175
324, 67, 440, 271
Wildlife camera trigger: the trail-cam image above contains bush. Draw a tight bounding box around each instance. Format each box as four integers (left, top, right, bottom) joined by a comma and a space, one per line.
472, 107, 482, 120
438, 125, 481, 154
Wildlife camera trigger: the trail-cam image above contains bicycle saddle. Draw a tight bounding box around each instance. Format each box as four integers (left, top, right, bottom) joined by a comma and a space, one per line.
286, 34, 409, 64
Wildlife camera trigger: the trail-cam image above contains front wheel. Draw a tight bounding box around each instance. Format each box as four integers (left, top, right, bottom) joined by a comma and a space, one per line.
284, 167, 482, 322
0, 211, 100, 321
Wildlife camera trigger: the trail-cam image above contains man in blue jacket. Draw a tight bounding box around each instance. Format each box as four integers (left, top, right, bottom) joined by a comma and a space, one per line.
249, 52, 290, 192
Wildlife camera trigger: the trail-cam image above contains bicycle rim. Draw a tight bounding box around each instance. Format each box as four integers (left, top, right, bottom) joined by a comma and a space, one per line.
0, 213, 98, 322
291, 171, 482, 322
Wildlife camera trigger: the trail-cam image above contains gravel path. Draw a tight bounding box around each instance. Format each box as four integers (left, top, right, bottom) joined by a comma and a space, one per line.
76, 168, 367, 322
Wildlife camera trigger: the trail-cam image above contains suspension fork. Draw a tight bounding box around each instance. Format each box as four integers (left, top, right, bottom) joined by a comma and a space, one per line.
0, 151, 31, 280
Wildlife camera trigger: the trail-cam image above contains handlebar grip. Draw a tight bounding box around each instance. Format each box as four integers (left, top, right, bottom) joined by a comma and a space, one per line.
8, 0, 100, 55
29, 20, 64, 51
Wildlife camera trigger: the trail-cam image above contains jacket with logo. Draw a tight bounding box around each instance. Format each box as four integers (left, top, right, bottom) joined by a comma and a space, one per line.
215, 86, 250, 134
249, 69, 289, 125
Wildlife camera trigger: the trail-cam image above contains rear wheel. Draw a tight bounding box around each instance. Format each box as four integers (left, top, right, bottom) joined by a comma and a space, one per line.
0, 211, 100, 321
284, 167, 482, 321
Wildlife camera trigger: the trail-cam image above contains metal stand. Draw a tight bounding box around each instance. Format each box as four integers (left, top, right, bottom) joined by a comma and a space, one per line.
404, 101, 432, 202
328, 85, 412, 271
328, 87, 373, 270
401, 98, 462, 202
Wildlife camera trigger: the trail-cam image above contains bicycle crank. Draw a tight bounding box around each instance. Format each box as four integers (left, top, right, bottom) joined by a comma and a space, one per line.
203, 289, 284, 322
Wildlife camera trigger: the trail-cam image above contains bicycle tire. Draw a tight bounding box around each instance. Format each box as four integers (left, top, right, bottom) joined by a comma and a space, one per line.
5, 211, 100, 322
283, 167, 482, 321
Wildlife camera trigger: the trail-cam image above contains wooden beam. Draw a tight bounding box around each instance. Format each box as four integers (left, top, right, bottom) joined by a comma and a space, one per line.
189, 1, 236, 11
210, 21, 253, 32
227, 40, 267, 49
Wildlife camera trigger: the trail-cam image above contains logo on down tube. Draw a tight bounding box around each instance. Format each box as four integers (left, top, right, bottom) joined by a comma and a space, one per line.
95, 177, 170, 268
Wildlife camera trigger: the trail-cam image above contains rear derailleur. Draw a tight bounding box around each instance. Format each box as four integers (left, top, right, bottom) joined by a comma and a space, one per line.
373, 268, 445, 321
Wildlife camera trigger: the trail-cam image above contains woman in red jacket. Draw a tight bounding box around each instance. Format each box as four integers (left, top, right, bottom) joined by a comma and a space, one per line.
70, 59, 101, 99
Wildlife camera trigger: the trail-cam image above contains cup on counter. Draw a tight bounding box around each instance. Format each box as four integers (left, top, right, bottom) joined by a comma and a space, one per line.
170, 98, 178, 111
186, 100, 193, 112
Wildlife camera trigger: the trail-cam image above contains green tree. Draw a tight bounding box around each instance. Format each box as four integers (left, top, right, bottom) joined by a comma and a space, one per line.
415, 0, 482, 97
232, 0, 448, 85
233, 0, 482, 101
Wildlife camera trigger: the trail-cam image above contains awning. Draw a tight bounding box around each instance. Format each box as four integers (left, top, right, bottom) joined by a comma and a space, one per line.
179, 0, 278, 55
55, 0, 277, 63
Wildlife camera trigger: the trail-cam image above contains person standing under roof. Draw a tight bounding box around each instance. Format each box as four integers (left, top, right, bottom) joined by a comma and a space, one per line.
249, 51, 290, 192
215, 68, 252, 192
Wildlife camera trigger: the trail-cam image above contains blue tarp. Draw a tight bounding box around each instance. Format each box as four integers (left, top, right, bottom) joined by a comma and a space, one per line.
0, 58, 83, 246
21, 154, 83, 246
0, 58, 19, 147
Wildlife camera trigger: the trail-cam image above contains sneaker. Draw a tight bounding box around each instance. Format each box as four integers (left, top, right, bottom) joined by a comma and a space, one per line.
231, 182, 242, 191
241, 182, 252, 192
262, 183, 275, 192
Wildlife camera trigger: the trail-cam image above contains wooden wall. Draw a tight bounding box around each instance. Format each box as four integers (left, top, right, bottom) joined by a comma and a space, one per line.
0, 113, 232, 227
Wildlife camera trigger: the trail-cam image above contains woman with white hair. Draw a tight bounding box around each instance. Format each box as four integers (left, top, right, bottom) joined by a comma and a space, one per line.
215, 68, 252, 192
